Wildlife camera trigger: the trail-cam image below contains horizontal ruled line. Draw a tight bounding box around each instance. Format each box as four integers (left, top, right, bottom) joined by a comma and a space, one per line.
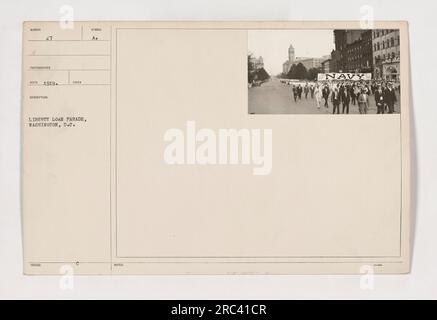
27, 54, 110, 57
27, 39, 109, 42
28, 261, 404, 265
28, 69, 110, 71
27, 84, 110, 86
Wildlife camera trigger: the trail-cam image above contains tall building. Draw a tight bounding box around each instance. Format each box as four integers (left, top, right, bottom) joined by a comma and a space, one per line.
288, 44, 295, 64
330, 49, 341, 72
332, 30, 373, 73
282, 44, 295, 74
344, 30, 373, 72
372, 29, 400, 81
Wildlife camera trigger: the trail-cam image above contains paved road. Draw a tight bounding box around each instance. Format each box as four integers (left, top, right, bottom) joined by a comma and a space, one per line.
248, 78, 400, 115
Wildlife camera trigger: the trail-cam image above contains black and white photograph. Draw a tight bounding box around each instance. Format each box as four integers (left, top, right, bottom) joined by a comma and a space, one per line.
248, 29, 401, 114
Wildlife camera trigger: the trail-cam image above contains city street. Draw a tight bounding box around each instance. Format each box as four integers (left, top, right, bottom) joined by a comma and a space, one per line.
248, 77, 400, 114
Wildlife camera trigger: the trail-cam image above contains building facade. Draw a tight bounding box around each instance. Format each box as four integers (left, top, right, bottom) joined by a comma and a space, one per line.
330, 49, 340, 73
321, 59, 331, 73
282, 61, 290, 74
295, 57, 324, 70
372, 29, 400, 81
332, 30, 373, 73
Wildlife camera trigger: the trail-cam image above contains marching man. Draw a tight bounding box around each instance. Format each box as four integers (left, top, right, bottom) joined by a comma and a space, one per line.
375, 85, 385, 114
384, 82, 397, 114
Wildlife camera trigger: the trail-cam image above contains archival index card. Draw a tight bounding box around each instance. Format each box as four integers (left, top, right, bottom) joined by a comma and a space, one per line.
22, 21, 411, 275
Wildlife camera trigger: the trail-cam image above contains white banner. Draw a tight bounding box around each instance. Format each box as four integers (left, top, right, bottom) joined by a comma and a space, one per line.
317, 73, 372, 81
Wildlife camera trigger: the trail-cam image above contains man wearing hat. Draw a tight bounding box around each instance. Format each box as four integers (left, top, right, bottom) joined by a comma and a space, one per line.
384, 82, 398, 114
375, 85, 385, 114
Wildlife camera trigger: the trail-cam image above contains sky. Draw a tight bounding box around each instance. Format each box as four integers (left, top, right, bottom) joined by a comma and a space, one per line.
248, 30, 335, 75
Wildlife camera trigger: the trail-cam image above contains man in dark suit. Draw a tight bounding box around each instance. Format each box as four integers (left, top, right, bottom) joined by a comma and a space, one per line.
322, 85, 330, 108
350, 85, 356, 105
375, 85, 385, 114
292, 85, 298, 102
331, 87, 341, 114
384, 82, 397, 114
340, 85, 351, 114
304, 83, 309, 99
297, 84, 303, 100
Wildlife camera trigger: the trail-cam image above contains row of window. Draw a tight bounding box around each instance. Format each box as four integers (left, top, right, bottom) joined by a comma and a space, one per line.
344, 62, 371, 71
347, 54, 363, 62
372, 29, 397, 38
341, 37, 397, 58
374, 36, 400, 51
375, 52, 399, 62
